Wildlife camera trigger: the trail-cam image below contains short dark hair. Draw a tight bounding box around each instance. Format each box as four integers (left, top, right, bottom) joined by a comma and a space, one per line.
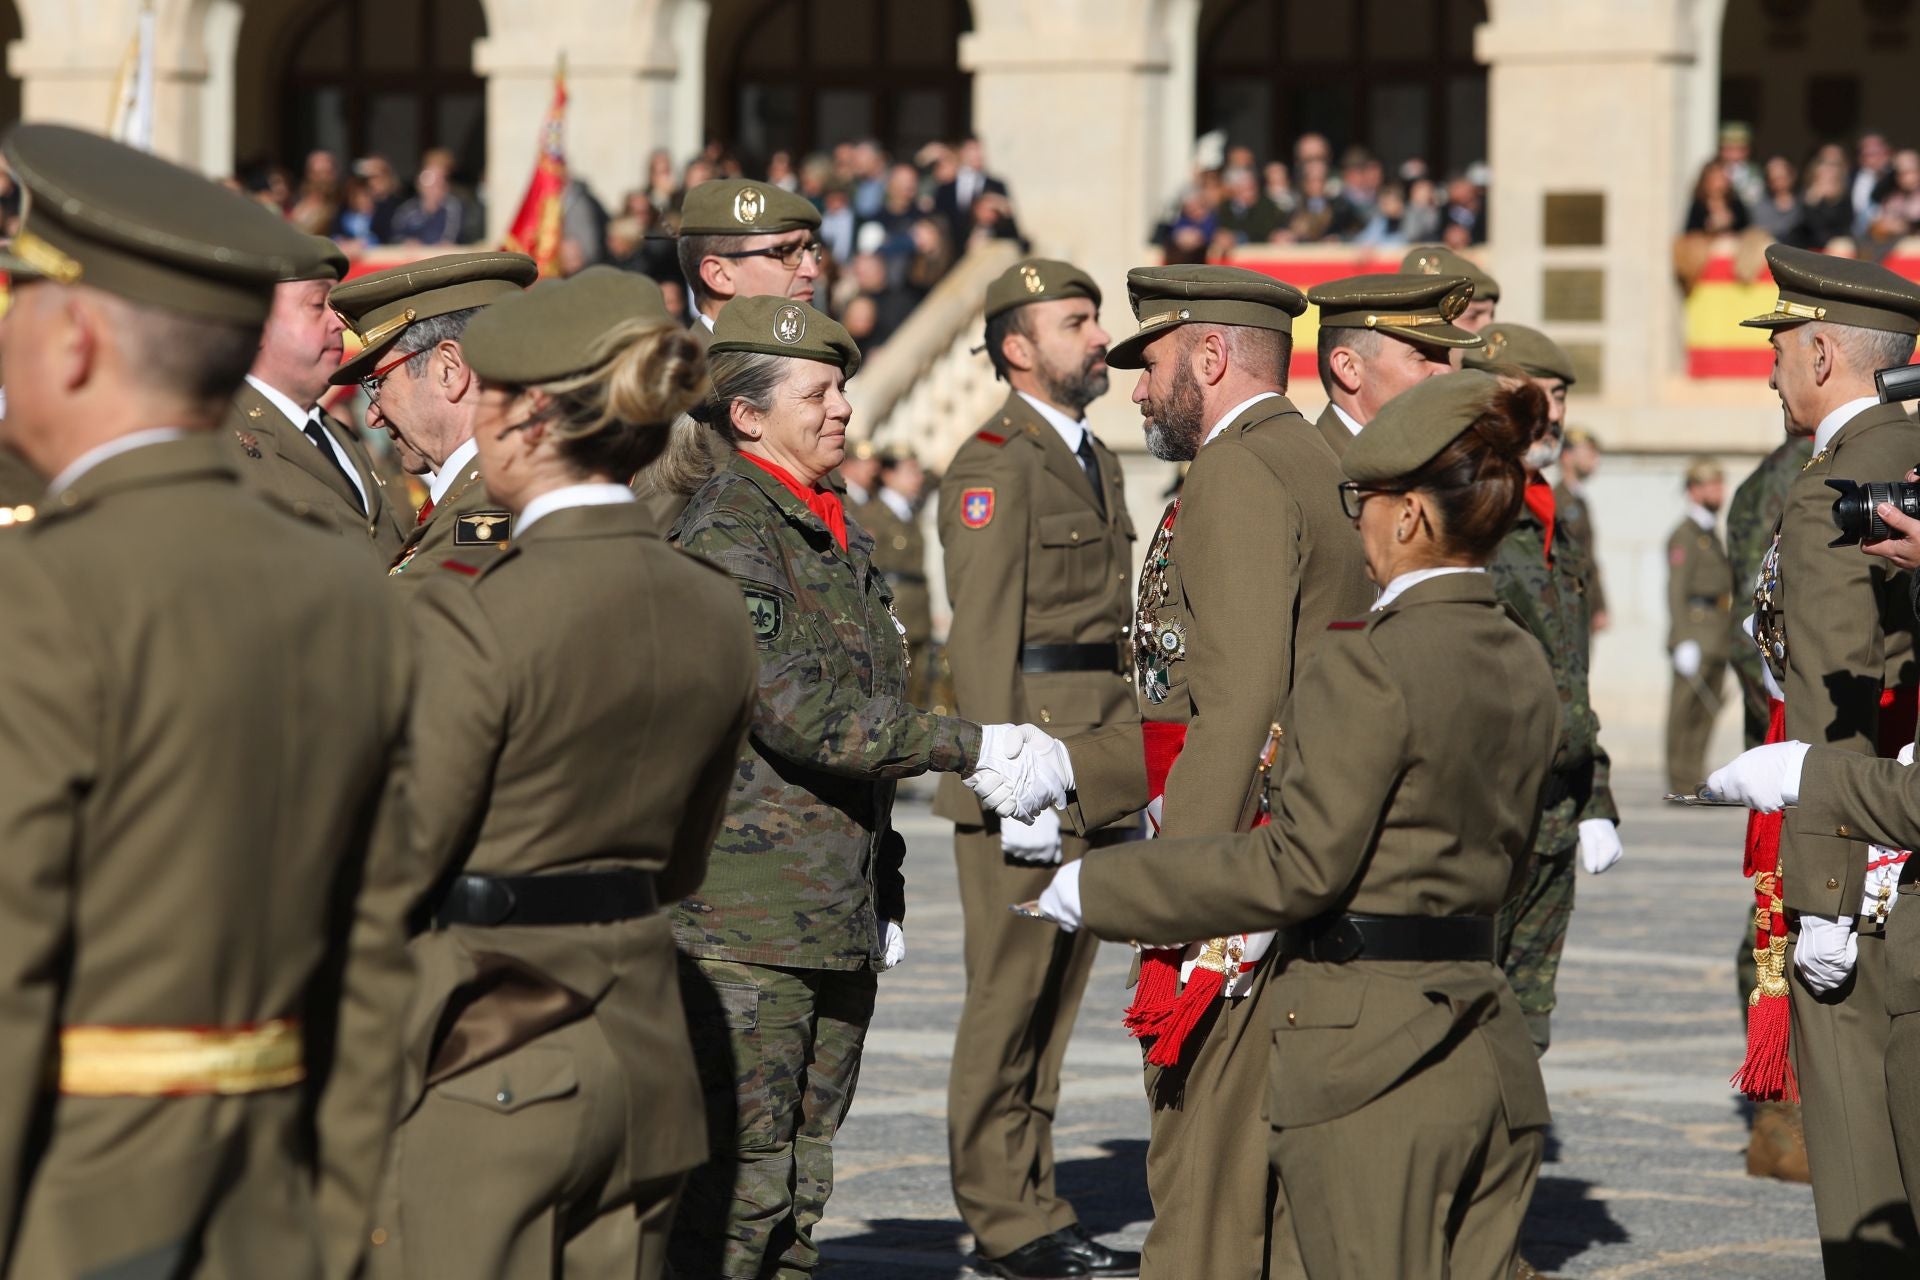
677, 231, 754, 310
984, 306, 1035, 383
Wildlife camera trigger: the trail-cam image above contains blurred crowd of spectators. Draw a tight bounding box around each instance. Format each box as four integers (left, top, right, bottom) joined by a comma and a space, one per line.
1153, 134, 1490, 263
237, 148, 486, 250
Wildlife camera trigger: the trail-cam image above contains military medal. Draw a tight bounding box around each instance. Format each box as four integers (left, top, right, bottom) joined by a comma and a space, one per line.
1752, 535, 1787, 678
1135, 500, 1182, 704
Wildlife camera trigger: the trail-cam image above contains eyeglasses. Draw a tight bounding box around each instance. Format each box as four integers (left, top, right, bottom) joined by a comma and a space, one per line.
1338, 481, 1391, 520
358, 347, 416, 404
714, 239, 826, 270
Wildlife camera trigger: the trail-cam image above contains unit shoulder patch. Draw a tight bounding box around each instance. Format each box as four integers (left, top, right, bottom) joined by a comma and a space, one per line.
454, 510, 512, 545
742, 587, 784, 642
959, 487, 995, 528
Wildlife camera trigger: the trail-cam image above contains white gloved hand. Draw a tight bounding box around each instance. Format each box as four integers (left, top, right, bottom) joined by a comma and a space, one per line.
1008, 726, 1074, 821
964, 722, 1031, 815
880, 920, 906, 970
1706, 741, 1810, 812
1795, 913, 1859, 994
1577, 818, 1623, 874
1032, 860, 1084, 932
1001, 807, 1063, 864
1673, 640, 1702, 680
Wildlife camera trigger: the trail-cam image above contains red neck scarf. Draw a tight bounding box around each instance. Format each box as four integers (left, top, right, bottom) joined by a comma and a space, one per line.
1523, 477, 1556, 564
743, 453, 847, 550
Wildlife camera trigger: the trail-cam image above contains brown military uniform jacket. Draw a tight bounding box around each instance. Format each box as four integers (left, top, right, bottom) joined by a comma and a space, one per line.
1800, 748, 1920, 1014
1775, 403, 1920, 914
1314, 404, 1357, 461
397, 502, 756, 1181
934, 390, 1137, 825
222, 380, 410, 565
1079, 572, 1557, 1129
1554, 479, 1608, 618
1667, 515, 1733, 660
0, 435, 410, 1280
387, 446, 513, 583
857, 489, 933, 644
0, 449, 41, 512
1066, 395, 1374, 835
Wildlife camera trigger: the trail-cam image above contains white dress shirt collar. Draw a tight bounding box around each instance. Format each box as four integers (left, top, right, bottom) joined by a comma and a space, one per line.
1202, 391, 1282, 447
1372, 566, 1484, 612
1687, 502, 1717, 532
245, 374, 369, 508
516, 483, 636, 537
843, 480, 871, 506
429, 436, 481, 505
698, 310, 718, 333
878, 485, 914, 523
1331, 402, 1366, 438
47, 428, 190, 497
1814, 396, 1880, 456
1017, 391, 1088, 454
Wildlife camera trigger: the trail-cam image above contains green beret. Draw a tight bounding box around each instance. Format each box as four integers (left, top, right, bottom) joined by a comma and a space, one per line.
1343, 370, 1503, 485
710, 296, 860, 377
460, 266, 676, 385
1309, 272, 1484, 350
0, 123, 302, 323
1462, 323, 1575, 385
1400, 245, 1499, 303
1740, 243, 1920, 335
1106, 264, 1308, 369
983, 258, 1101, 323
283, 234, 349, 284
327, 250, 538, 384
679, 179, 821, 237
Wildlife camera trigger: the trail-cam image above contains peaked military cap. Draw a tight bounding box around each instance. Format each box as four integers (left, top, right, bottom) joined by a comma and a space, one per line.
1740, 243, 1920, 335
1463, 323, 1576, 384
327, 250, 538, 384
1401, 244, 1499, 303
0, 122, 303, 323
678, 179, 821, 237
460, 265, 677, 386
1343, 370, 1503, 484
983, 258, 1102, 323
710, 296, 860, 376
283, 234, 349, 284
1106, 265, 1307, 369
1310, 272, 1484, 349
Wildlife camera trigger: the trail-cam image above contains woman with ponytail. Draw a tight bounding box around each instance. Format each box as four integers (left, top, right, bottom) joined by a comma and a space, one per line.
367, 265, 759, 1280
1023, 371, 1560, 1279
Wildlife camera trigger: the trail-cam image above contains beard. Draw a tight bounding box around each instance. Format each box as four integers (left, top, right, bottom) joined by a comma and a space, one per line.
1522, 438, 1559, 473
1037, 350, 1110, 416
1142, 361, 1206, 462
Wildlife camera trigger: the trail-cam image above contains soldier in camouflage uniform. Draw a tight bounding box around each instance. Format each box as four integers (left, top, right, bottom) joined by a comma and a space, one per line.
1468, 326, 1623, 1055
666, 299, 1032, 1280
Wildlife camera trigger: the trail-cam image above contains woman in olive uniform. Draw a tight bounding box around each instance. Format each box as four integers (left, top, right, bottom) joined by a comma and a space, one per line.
364, 269, 759, 1280
666, 296, 1035, 1279
1031, 371, 1560, 1280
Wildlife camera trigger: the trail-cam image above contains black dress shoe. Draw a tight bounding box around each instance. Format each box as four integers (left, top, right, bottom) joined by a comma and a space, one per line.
973, 1236, 1091, 1278
1053, 1224, 1141, 1278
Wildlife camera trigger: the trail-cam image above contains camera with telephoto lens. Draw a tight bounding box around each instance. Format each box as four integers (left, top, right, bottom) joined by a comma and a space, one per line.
1825, 362, 1920, 546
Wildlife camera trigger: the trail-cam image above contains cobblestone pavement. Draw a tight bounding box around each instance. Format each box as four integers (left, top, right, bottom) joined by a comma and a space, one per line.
816, 771, 1821, 1278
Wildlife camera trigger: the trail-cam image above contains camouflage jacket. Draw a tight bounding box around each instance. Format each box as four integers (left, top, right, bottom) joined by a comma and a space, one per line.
1489, 499, 1618, 853
1727, 437, 1811, 740
1551, 479, 1606, 618
671, 451, 981, 970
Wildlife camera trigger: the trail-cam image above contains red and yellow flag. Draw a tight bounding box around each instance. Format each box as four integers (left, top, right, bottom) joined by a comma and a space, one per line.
503, 60, 569, 276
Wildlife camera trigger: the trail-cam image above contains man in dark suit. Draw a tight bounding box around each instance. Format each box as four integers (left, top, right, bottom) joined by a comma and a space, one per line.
935, 137, 1010, 248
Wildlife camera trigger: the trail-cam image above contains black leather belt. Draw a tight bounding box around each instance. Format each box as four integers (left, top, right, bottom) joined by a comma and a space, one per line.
430, 868, 658, 930
885, 570, 928, 586
1020, 642, 1123, 674
1276, 914, 1497, 964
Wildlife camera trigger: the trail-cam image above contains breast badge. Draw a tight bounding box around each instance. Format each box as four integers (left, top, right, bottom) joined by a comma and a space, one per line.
743, 589, 783, 642
454, 511, 512, 545
233, 429, 262, 459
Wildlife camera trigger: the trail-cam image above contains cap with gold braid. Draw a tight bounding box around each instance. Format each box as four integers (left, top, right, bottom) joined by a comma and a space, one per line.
1739, 242, 1920, 335
983, 258, 1102, 324
327, 250, 538, 385
0, 122, 304, 323
460, 265, 676, 386
1106, 264, 1307, 369
1400, 244, 1499, 304
1342, 369, 1502, 485
710, 295, 860, 376
1309, 272, 1484, 350
1462, 323, 1576, 385
679, 179, 822, 237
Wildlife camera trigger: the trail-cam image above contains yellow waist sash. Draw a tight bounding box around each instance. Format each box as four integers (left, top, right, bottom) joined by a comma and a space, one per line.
59, 1018, 305, 1097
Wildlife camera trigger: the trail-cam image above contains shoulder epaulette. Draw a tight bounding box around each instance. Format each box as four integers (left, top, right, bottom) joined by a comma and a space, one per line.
975, 429, 1009, 447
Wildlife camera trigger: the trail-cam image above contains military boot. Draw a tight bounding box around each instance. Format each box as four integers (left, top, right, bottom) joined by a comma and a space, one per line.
1745, 1099, 1812, 1182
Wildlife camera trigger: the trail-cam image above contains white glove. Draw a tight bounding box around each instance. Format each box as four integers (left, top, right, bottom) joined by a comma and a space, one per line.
1673, 640, 1702, 679
1001, 807, 1063, 864
1706, 740, 1810, 812
1577, 818, 1623, 874
1009, 729, 1074, 821
1032, 859, 1084, 932
880, 920, 906, 970
1795, 913, 1858, 994
964, 723, 1032, 815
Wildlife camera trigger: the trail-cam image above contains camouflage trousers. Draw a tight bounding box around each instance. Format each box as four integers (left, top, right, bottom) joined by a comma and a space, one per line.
670, 956, 877, 1280
1498, 841, 1578, 1056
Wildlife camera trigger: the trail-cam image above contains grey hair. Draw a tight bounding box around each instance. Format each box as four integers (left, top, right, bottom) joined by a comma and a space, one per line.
1317, 325, 1383, 394
1194, 322, 1291, 390
636, 348, 794, 498
394, 306, 483, 375
1803, 321, 1916, 377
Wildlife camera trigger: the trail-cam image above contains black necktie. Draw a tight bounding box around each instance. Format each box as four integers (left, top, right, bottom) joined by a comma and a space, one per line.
303, 413, 365, 515
1075, 432, 1106, 518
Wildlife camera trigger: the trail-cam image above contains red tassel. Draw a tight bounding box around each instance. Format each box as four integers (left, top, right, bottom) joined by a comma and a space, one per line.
1143, 966, 1224, 1068
1733, 987, 1798, 1103
1123, 950, 1182, 1034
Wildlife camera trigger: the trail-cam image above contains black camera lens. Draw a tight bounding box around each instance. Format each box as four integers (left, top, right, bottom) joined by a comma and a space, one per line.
1828, 478, 1920, 546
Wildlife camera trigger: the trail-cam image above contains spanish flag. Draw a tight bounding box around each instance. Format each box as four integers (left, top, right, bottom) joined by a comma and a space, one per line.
503, 59, 568, 276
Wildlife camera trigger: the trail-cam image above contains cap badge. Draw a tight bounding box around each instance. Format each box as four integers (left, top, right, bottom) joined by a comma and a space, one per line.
1440, 284, 1473, 321
1484, 331, 1508, 359
1416, 255, 1440, 274
774, 303, 807, 345
733, 188, 765, 225
1020, 265, 1046, 295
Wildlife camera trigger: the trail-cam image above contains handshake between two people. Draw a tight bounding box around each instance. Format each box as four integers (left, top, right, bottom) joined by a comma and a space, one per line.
963, 725, 1090, 930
